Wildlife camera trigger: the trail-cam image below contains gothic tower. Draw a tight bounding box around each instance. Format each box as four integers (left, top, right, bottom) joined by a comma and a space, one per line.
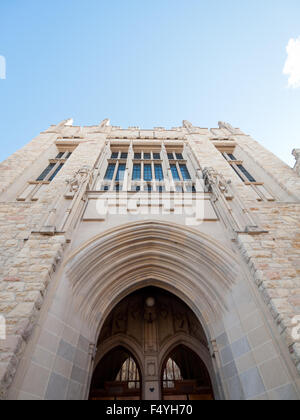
0, 119, 299, 400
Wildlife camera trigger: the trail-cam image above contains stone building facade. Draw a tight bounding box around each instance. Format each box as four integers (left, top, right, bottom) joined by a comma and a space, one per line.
0, 119, 299, 400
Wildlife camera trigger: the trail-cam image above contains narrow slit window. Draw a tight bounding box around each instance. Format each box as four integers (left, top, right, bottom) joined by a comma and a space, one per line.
231, 166, 245, 182
48, 163, 64, 182
237, 165, 256, 182
36, 163, 55, 181
227, 154, 237, 161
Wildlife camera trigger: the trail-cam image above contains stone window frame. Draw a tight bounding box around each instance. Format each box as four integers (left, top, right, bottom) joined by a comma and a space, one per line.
16, 150, 72, 202
97, 142, 200, 194
222, 152, 275, 202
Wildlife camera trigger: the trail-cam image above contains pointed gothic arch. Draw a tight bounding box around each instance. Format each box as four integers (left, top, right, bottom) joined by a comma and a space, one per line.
65, 220, 240, 335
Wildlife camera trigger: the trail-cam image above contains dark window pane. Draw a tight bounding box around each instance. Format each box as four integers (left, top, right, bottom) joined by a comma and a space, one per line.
228, 154, 237, 161
104, 185, 109, 191
232, 165, 245, 182
36, 163, 55, 181
104, 164, 116, 180
111, 152, 119, 159
180, 164, 191, 180
116, 164, 126, 181
155, 164, 164, 181
144, 153, 151, 160
176, 153, 184, 160
153, 153, 161, 160
56, 152, 64, 159
134, 153, 142, 160
168, 153, 174, 160
114, 183, 120, 192
65, 152, 72, 159
237, 165, 256, 182
147, 183, 152, 192
49, 163, 64, 181
132, 164, 141, 180
144, 164, 152, 181
158, 186, 164, 193
170, 164, 180, 181
120, 152, 128, 159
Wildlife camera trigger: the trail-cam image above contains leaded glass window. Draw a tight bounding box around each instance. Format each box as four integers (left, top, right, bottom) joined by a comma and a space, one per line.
170, 164, 180, 181
144, 164, 152, 181
155, 164, 164, 181
104, 164, 116, 180
180, 164, 191, 180
132, 164, 141, 180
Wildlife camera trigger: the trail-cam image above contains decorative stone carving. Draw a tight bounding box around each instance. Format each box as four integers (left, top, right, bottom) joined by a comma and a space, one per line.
293, 149, 300, 176
183, 120, 203, 134
218, 121, 238, 135
65, 165, 91, 194
203, 167, 230, 197
203, 167, 266, 234
49, 118, 74, 134
39, 166, 92, 235
99, 118, 110, 128
183, 120, 194, 130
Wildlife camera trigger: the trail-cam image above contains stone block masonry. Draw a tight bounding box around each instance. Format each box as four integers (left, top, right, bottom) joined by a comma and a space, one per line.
0, 119, 300, 400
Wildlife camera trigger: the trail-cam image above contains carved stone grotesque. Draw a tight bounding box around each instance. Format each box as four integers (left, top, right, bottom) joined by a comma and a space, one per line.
65, 166, 91, 193
183, 120, 194, 130
99, 118, 110, 129
203, 167, 229, 196
292, 149, 300, 176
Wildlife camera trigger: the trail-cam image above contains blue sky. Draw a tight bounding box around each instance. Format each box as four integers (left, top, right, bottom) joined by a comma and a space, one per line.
0, 0, 299, 165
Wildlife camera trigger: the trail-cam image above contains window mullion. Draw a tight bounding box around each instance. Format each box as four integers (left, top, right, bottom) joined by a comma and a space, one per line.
231, 163, 248, 182
44, 161, 61, 181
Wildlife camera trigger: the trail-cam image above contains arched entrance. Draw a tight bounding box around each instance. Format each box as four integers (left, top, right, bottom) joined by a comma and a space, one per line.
89, 347, 142, 400
89, 287, 217, 400
64, 221, 241, 400
161, 345, 214, 400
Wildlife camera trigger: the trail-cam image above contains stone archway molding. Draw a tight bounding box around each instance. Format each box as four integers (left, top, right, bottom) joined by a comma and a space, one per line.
65, 220, 240, 331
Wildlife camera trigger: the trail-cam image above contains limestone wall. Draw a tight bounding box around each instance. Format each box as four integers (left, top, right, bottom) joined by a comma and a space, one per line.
237, 203, 300, 373
0, 129, 107, 398
0, 120, 300, 399
0, 133, 58, 195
